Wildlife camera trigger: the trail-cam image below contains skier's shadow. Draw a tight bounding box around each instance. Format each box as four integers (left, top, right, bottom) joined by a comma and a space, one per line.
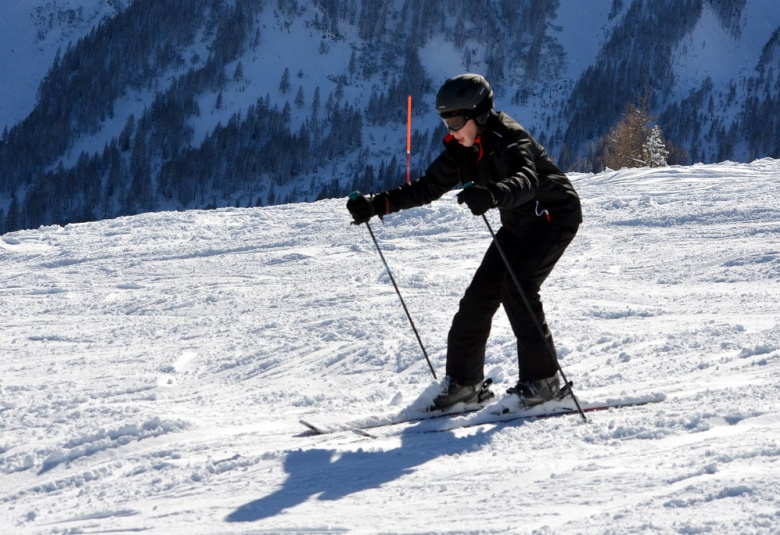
225, 423, 499, 523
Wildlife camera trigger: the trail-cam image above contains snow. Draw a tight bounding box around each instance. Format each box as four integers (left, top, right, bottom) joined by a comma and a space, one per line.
549, 0, 616, 80
669, 1, 774, 99
0, 0, 121, 131
2, 159, 780, 533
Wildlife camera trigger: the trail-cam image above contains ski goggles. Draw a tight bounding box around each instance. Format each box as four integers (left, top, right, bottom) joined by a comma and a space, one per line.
440, 112, 470, 132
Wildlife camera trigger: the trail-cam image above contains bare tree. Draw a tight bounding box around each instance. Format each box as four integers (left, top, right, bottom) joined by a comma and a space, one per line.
595, 98, 682, 170
596, 98, 655, 170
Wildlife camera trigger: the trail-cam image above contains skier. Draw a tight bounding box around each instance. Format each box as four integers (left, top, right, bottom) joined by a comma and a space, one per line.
347, 74, 581, 410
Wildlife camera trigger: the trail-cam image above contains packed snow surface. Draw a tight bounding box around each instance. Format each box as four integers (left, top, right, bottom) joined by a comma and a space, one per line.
1, 160, 780, 533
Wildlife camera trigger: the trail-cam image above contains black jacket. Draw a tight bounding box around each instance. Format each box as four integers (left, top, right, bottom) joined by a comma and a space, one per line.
379, 111, 582, 233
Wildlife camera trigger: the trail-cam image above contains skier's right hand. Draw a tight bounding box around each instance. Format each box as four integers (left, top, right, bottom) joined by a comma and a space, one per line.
457, 183, 498, 216
347, 192, 387, 225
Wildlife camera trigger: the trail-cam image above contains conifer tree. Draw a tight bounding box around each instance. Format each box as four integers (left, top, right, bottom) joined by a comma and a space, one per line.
643, 125, 669, 167
311, 86, 321, 122
279, 67, 291, 94
233, 61, 244, 82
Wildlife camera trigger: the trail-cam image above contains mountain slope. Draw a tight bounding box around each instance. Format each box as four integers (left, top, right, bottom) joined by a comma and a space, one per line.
1, 159, 779, 532
1, 0, 780, 235
0, 0, 129, 130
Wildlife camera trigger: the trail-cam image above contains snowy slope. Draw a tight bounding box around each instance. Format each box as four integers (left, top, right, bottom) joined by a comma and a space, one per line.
2, 160, 779, 533
0, 0, 127, 130
3, 0, 780, 156
672, 0, 780, 87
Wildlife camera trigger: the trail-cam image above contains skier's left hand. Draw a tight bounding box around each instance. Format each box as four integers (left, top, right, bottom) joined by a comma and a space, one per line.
457, 183, 497, 216
346, 193, 377, 224
347, 192, 389, 224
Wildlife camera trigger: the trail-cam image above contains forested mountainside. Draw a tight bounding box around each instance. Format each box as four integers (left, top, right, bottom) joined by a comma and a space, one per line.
1, 0, 778, 234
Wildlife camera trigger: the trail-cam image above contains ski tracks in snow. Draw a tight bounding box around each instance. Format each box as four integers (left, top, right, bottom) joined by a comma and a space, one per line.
1, 161, 780, 532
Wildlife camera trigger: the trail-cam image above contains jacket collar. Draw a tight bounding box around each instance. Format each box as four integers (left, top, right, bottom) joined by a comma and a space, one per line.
443, 134, 485, 162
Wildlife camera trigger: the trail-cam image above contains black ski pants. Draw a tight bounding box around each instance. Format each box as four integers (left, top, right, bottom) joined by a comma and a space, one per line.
445, 223, 578, 385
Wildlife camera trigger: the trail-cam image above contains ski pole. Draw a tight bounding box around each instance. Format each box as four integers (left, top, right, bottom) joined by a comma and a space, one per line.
350, 193, 437, 379
463, 184, 586, 420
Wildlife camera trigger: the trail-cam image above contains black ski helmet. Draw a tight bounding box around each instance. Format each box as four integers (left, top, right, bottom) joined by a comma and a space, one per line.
435, 74, 494, 124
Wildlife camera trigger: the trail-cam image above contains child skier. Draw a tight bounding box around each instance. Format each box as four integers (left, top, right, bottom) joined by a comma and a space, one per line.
347, 74, 582, 410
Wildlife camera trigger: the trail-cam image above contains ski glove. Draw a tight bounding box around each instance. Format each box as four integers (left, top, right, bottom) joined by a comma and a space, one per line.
457, 183, 499, 216
347, 192, 389, 224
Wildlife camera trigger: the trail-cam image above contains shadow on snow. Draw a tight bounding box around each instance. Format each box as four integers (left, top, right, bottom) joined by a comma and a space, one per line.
225, 423, 500, 523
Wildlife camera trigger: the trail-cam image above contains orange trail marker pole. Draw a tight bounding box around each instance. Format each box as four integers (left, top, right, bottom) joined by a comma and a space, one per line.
406, 95, 412, 184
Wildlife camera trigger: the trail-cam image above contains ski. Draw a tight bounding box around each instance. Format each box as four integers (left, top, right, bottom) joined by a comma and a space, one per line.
300, 378, 496, 435
409, 392, 665, 435
300, 392, 665, 436
299, 398, 492, 436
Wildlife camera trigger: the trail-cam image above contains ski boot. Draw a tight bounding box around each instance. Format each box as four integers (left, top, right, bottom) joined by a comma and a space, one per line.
431, 377, 494, 411
507, 375, 561, 407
